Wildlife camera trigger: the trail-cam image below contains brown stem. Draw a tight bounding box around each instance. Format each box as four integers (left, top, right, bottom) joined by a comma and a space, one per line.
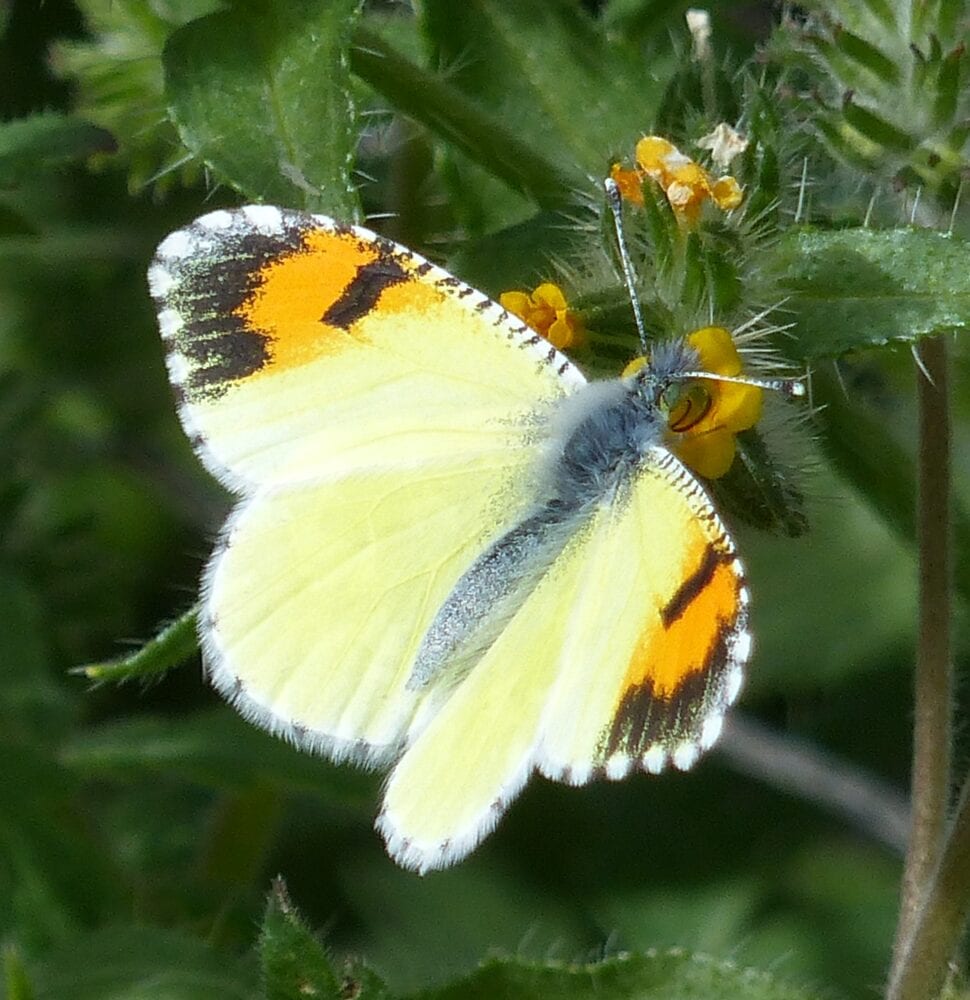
890, 776, 970, 1000
887, 335, 953, 999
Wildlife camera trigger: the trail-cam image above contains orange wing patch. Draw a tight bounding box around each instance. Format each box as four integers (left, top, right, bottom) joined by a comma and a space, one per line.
602, 515, 745, 765
238, 230, 382, 367
237, 229, 443, 379
152, 212, 451, 403
626, 542, 740, 698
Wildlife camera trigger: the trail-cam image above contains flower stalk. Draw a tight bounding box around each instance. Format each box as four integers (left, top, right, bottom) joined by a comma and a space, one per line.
887, 334, 955, 1000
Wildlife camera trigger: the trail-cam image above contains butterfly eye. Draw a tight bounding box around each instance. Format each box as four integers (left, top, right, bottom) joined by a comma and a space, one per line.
661, 380, 712, 433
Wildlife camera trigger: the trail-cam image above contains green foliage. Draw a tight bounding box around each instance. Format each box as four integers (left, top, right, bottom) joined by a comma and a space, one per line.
165, 0, 364, 216
421, 951, 825, 1000
773, 0, 970, 208
3, 0, 970, 998
350, 27, 582, 213
0, 113, 116, 187
19, 926, 254, 999
52, 0, 224, 193
258, 882, 342, 1000
775, 227, 970, 358
79, 606, 200, 685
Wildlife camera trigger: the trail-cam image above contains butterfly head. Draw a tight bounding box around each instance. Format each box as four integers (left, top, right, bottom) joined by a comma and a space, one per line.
622, 326, 803, 480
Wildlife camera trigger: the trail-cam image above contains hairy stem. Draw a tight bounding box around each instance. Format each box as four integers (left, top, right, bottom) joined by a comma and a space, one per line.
887, 335, 953, 999
890, 777, 970, 1000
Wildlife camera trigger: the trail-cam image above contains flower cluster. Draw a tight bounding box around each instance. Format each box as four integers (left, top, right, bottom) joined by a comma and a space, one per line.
499, 127, 761, 481
499, 283, 584, 351
610, 133, 744, 223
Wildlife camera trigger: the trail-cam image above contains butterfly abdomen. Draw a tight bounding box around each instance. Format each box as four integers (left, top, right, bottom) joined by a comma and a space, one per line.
407, 501, 579, 690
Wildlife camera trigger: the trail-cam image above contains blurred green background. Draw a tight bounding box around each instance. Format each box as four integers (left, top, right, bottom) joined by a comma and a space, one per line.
2, 1, 968, 997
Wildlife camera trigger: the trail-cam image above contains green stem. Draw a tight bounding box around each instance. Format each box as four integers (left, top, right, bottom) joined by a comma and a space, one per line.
890, 776, 970, 1000
887, 335, 954, 1000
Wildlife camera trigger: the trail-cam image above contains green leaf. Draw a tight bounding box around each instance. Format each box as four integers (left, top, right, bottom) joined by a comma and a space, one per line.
25, 926, 253, 1000
772, 226, 970, 358
59, 710, 375, 807
3, 944, 36, 1000
854, 0, 898, 31
164, 0, 364, 215
77, 606, 199, 686
417, 0, 658, 175
832, 26, 900, 85
591, 879, 760, 958
840, 97, 917, 153
258, 880, 342, 1000
932, 43, 964, 128
0, 113, 115, 186
339, 859, 593, 992
934, 0, 966, 45
350, 27, 582, 210
813, 113, 881, 171
418, 951, 824, 1000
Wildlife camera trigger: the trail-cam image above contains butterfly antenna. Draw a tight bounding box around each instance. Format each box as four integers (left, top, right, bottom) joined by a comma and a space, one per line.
605, 177, 805, 399
605, 177, 650, 357
678, 368, 806, 398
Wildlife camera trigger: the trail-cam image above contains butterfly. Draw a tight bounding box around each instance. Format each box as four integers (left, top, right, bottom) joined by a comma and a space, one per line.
149, 203, 757, 874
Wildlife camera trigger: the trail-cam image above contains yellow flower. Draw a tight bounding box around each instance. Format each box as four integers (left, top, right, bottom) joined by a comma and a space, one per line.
623, 326, 762, 479
633, 135, 744, 223
669, 326, 762, 478
500, 282, 584, 351
609, 162, 644, 206
711, 175, 744, 210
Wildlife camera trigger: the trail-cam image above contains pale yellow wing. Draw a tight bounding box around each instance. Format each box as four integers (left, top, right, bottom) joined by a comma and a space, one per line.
376, 509, 598, 872
377, 447, 748, 872
149, 206, 583, 492
204, 453, 539, 765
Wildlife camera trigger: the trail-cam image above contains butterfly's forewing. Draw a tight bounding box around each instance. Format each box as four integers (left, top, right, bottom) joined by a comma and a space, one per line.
149, 206, 584, 492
